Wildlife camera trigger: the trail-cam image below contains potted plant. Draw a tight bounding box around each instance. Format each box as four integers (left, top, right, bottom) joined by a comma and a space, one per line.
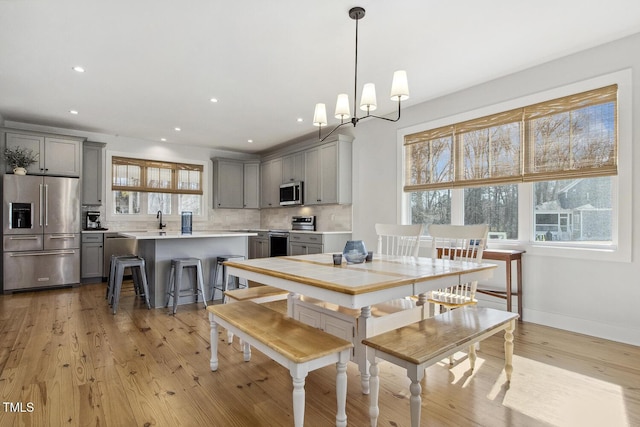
3, 146, 39, 175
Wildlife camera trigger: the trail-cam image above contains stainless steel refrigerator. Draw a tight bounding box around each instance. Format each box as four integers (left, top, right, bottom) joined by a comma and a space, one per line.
2, 174, 80, 292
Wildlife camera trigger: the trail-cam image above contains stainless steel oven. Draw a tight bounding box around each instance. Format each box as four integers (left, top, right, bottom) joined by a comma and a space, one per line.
269, 231, 289, 257
267, 216, 316, 257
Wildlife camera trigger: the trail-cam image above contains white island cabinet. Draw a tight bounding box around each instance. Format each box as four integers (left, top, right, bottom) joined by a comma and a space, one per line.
118, 231, 256, 308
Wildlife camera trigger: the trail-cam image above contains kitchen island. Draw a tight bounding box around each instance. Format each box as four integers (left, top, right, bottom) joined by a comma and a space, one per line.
119, 230, 257, 308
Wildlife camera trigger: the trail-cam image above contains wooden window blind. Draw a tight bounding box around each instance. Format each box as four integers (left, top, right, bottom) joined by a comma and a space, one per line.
112, 157, 203, 195
404, 84, 617, 192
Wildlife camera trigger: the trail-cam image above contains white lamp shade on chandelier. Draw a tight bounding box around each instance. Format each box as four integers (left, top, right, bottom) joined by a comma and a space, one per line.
334, 93, 351, 119
390, 70, 410, 101
312, 6, 410, 141
313, 103, 328, 127
360, 83, 377, 111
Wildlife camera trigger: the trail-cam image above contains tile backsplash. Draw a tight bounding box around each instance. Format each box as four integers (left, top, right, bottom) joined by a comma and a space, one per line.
260, 204, 352, 231
82, 204, 351, 232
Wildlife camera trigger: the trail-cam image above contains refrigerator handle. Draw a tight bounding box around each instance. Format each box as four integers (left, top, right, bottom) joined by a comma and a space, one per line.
39, 184, 44, 227
44, 184, 49, 227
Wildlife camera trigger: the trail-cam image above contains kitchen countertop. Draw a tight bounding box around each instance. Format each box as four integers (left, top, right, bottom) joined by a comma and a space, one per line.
290, 230, 351, 235
82, 229, 351, 236
234, 229, 352, 235
118, 230, 257, 240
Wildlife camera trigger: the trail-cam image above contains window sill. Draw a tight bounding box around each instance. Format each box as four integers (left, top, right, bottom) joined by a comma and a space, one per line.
491, 240, 629, 263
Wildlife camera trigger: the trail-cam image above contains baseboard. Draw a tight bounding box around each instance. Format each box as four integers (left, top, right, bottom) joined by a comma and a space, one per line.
521, 308, 639, 347
474, 296, 639, 346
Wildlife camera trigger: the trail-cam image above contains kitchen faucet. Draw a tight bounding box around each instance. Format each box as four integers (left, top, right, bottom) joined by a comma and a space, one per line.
156, 210, 166, 229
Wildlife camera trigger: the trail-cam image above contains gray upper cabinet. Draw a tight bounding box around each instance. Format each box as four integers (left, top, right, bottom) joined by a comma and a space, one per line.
82, 141, 106, 206
243, 161, 260, 209
282, 151, 305, 183
260, 157, 282, 208
304, 137, 352, 205
213, 159, 244, 208
213, 158, 260, 209
4, 129, 83, 177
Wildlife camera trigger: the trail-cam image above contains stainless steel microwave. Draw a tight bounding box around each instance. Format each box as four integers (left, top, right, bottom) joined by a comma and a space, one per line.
279, 181, 303, 206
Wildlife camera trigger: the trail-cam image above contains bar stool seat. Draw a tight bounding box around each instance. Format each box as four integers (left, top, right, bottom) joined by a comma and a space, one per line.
111, 256, 151, 314
165, 258, 207, 315
210, 254, 246, 301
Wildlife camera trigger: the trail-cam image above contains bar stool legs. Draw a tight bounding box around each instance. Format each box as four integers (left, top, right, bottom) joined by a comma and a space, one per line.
106, 254, 138, 304
210, 255, 246, 301
110, 257, 151, 314
165, 258, 207, 315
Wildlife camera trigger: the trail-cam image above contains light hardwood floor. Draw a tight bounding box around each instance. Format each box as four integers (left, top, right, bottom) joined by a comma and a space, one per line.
1, 282, 638, 427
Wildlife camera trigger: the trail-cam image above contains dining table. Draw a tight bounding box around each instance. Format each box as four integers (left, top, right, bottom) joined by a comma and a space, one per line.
223, 253, 497, 394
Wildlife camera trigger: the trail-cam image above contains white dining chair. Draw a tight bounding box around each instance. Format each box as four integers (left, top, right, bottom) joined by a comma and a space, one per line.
427, 223, 489, 364
375, 223, 424, 257
369, 224, 424, 317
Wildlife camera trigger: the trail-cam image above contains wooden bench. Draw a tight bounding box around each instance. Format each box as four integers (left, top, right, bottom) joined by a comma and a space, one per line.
222, 285, 289, 343
223, 284, 288, 304
207, 301, 353, 427
362, 306, 519, 427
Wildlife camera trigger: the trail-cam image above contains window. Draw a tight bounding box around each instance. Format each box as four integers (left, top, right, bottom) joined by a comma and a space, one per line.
534, 177, 611, 242
465, 184, 518, 239
111, 157, 203, 216
403, 84, 617, 245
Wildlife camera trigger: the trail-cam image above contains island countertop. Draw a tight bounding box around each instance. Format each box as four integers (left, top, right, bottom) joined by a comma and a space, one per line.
118, 230, 257, 240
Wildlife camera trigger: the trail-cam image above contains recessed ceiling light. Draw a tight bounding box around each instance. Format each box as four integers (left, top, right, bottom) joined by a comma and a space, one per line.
248, 139, 253, 143
210, 98, 218, 103
174, 127, 181, 132
161, 138, 167, 142
69, 110, 79, 115
72, 66, 85, 73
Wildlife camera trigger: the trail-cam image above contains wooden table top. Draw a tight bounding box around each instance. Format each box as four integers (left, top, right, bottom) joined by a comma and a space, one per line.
225, 253, 496, 296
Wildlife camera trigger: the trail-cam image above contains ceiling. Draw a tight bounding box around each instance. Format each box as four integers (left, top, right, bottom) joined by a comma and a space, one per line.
1, 1, 639, 154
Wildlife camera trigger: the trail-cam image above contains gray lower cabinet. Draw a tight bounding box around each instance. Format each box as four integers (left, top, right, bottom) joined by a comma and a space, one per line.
289, 233, 323, 255
248, 231, 269, 259
81, 233, 104, 281
289, 232, 352, 255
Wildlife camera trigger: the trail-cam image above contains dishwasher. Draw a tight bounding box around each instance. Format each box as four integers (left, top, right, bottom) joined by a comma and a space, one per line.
102, 233, 138, 281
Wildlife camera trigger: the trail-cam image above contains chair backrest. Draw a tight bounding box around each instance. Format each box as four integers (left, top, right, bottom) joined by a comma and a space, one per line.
375, 223, 424, 257
428, 224, 489, 262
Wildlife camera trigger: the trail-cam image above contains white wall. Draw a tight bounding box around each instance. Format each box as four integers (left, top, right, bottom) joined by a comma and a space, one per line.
352, 33, 640, 346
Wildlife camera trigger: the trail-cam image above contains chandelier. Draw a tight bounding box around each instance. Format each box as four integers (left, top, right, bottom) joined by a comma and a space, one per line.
313, 6, 409, 141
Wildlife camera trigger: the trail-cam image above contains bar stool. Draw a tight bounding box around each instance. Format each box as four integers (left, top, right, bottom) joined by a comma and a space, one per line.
165, 258, 207, 315
111, 257, 151, 314
210, 255, 246, 301
106, 254, 141, 305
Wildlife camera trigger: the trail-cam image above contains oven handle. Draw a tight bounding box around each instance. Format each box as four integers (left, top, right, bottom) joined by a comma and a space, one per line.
269, 233, 289, 238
